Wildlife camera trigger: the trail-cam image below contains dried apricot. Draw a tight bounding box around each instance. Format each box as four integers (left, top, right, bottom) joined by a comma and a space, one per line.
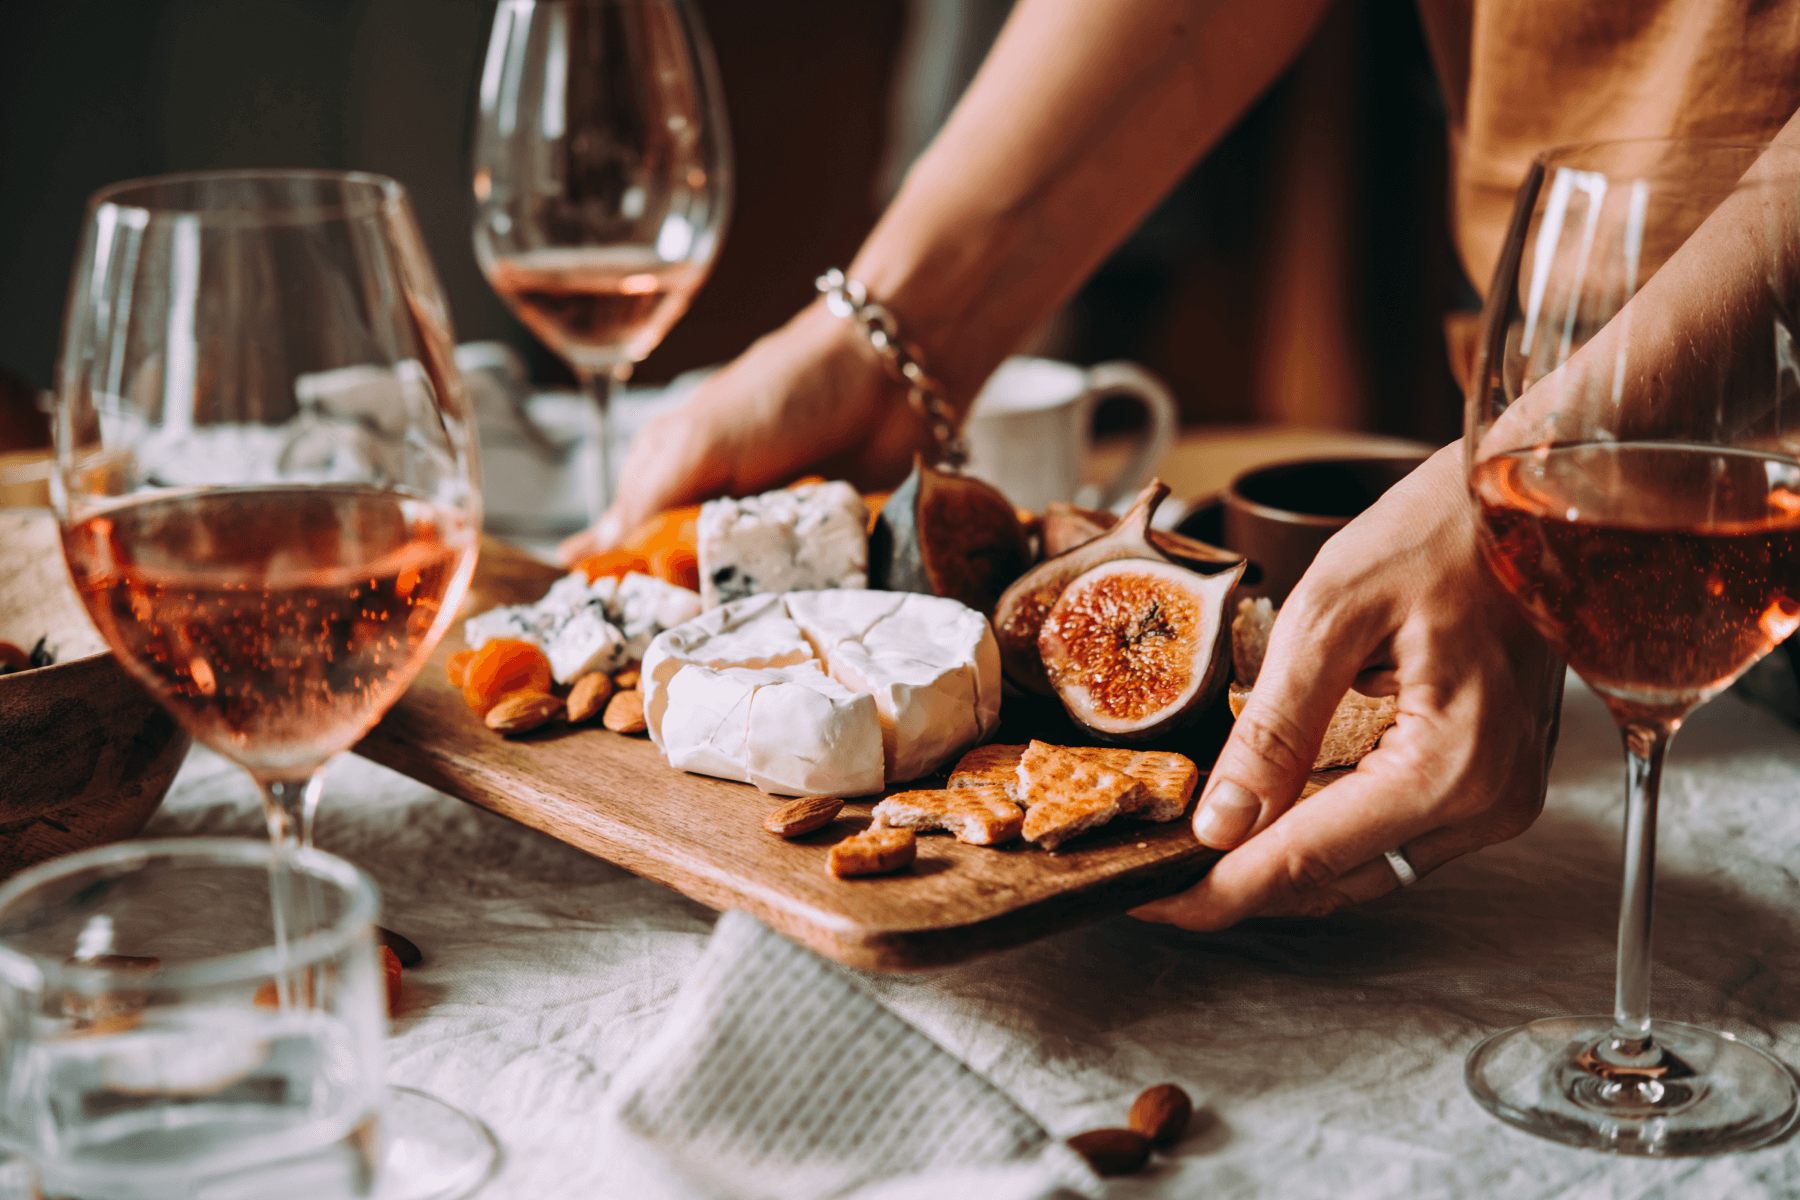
462, 639, 552, 715
574, 550, 650, 584
623, 504, 700, 555
648, 544, 700, 591
380, 945, 403, 1016
446, 649, 476, 689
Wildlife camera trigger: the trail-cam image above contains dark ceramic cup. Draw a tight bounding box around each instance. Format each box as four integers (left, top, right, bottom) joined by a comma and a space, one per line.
1219, 455, 1430, 606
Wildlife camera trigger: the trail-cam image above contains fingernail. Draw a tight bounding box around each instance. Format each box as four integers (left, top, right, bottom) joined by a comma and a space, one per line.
1194, 780, 1261, 848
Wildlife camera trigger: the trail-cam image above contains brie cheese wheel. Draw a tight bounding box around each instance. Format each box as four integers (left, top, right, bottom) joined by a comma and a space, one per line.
696, 481, 868, 609
644, 589, 1001, 794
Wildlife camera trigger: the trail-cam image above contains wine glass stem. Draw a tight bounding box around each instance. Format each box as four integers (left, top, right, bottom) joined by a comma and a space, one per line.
258, 769, 326, 851
1612, 721, 1671, 1056
578, 368, 623, 525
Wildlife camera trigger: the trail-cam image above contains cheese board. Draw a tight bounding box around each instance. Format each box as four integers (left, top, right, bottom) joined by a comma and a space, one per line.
356, 537, 1343, 970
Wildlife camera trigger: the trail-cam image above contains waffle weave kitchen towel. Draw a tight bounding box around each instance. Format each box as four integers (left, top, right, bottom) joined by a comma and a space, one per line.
588, 910, 1102, 1200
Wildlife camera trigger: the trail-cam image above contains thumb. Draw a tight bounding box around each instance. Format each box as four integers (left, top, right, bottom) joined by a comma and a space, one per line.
1193, 608, 1363, 849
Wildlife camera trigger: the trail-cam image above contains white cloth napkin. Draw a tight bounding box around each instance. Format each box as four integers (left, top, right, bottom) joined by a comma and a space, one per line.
588, 911, 1102, 1200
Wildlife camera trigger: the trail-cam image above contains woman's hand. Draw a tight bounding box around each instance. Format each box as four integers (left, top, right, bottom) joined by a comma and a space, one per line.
557, 304, 933, 563
1132, 444, 1566, 929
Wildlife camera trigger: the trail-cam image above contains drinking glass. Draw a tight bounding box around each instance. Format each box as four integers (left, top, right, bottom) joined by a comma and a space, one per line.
1464, 138, 1800, 1154
51, 170, 494, 1193
472, 0, 732, 526
0, 839, 385, 1198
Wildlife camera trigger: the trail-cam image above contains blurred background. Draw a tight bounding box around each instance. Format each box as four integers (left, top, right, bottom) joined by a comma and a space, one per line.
0, 0, 1463, 454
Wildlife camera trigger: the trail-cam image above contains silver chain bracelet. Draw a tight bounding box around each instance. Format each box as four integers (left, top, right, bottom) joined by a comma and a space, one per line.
815, 268, 968, 469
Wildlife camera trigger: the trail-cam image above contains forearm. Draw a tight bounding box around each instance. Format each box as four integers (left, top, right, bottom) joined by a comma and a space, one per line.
846, 0, 1332, 409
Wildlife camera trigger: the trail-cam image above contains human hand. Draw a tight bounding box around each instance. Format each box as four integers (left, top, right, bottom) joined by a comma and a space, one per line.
556, 303, 936, 563
1131, 444, 1566, 929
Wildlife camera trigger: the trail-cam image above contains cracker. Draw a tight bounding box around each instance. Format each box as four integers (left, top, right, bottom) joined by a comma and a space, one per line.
1016, 741, 1147, 851
827, 826, 917, 877
872, 786, 1023, 845
948, 743, 1026, 798
1068, 748, 1197, 822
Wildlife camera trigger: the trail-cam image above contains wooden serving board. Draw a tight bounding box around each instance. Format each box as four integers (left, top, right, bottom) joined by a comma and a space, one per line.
356, 539, 1340, 970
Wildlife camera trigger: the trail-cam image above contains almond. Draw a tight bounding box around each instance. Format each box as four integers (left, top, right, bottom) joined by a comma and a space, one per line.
485, 691, 562, 734
764, 796, 844, 837
567, 672, 615, 724
602, 688, 647, 734
613, 664, 641, 690
1066, 1128, 1150, 1176
1128, 1082, 1192, 1147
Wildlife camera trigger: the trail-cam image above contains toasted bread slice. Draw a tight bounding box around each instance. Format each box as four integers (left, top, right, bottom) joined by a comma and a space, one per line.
1067, 749, 1198, 822
1232, 597, 1275, 687
1016, 741, 1147, 850
948, 743, 1027, 798
827, 826, 917, 877
873, 786, 1023, 845
1228, 684, 1396, 770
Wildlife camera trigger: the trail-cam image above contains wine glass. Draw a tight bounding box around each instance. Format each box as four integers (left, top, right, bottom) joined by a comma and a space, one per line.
1464, 138, 1800, 1154
52, 170, 495, 1197
472, 0, 733, 528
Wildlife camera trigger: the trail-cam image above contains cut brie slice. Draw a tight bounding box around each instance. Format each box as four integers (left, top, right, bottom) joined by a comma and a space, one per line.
644, 588, 1002, 790
659, 662, 884, 797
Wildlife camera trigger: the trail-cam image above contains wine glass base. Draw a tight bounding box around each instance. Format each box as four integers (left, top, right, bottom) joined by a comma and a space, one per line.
377, 1087, 500, 1200
1466, 1017, 1799, 1156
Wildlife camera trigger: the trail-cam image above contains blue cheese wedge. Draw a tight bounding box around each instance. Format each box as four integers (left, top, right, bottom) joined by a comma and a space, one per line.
696, 481, 869, 609
465, 570, 702, 684
642, 589, 1001, 795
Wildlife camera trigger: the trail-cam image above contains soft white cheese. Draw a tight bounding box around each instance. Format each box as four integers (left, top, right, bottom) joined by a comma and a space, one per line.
659, 662, 884, 796
818, 592, 1002, 782
642, 594, 813, 747
696, 481, 868, 609
544, 605, 630, 683
465, 571, 701, 681
642, 588, 1002, 792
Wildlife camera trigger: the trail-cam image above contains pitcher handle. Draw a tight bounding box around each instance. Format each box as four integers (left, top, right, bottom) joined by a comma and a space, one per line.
1078, 361, 1179, 509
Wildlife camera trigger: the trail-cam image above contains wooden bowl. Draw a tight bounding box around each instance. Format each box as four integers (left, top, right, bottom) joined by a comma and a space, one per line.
0, 510, 190, 880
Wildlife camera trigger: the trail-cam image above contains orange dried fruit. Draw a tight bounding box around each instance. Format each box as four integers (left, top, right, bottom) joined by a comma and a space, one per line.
648, 543, 700, 591
462, 639, 552, 715
574, 550, 650, 584
623, 504, 701, 555
380, 945, 403, 1017
446, 649, 476, 689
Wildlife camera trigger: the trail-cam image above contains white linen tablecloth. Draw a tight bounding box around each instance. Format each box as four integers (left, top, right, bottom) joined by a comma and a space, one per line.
143, 676, 1800, 1197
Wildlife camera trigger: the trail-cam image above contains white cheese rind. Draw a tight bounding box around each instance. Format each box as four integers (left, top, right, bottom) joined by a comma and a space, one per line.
697, 481, 869, 609
644, 588, 1003, 788
641, 594, 812, 747
659, 662, 884, 796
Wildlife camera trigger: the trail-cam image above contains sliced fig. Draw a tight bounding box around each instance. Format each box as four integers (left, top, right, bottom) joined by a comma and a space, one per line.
992, 482, 1171, 695
1038, 556, 1245, 742
1041, 501, 1242, 567
869, 457, 1031, 618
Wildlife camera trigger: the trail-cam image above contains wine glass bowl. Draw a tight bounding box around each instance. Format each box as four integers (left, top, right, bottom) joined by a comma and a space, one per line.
472, 0, 732, 519
1464, 139, 1800, 1154
54, 170, 480, 839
